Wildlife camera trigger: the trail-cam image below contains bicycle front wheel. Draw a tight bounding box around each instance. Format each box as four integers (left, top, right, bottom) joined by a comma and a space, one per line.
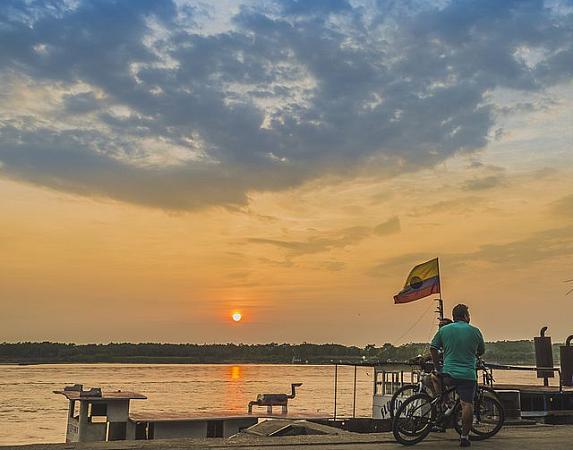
392, 393, 436, 446
389, 384, 421, 419
470, 391, 505, 440
453, 391, 504, 440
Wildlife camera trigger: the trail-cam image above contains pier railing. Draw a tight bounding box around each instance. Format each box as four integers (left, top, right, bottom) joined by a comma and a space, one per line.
486, 364, 564, 392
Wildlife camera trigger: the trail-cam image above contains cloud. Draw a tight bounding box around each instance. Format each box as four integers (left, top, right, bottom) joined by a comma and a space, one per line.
374, 216, 401, 236
494, 128, 505, 141
530, 167, 559, 179
368, 252, 437, 278
251, 218, 399, 261
248, 226, 371, 256
552, 194, 573, 218
316, 260, 346, 272
62, 92, 104, 115
496, 100, 556, 116
259, 257, 295, 268
370, 191, 394, 204
462, 175, 507, 191
457, 226, 573, 266
369, 225, 573, 277
0, 0, 572, 209
409, 196, 485, 217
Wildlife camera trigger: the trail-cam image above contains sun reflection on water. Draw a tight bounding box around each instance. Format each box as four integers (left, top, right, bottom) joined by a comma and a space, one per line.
230, 365, 241, 380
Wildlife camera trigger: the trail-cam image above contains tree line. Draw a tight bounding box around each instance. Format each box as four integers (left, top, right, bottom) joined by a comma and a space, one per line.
0, 340, 564, 365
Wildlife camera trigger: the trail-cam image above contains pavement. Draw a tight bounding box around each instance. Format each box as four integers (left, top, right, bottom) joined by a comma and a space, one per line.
5, 425, 573, 450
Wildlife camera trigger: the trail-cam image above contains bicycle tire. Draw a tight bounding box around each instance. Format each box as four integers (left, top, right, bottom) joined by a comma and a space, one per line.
453, 391, 504, 440
392, 392, 435, 446
389, 384, 422, 419
469, 391, 505, 440
479, 385, 499, 399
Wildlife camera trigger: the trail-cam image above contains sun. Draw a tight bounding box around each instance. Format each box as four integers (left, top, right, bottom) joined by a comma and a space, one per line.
232, 312, 242, 322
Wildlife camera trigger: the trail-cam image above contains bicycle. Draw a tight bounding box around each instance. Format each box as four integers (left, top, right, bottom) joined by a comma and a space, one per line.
392, 363, 504, 446
389, 357, 498, 420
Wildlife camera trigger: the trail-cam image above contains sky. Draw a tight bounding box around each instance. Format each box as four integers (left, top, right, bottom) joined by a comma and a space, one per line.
1, 0, 573, 345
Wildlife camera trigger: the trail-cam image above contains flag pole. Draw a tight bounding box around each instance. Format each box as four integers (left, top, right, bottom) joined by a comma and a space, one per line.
435, 258, 444, 321
436, 298, 444, 321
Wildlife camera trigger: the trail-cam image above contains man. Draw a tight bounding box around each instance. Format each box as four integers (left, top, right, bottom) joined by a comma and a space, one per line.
430, 304, 485, 448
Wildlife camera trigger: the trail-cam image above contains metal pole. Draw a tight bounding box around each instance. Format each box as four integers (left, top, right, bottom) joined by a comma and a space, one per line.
352, 365, 357, 418
436, 258, 444, 321
334, 364, 338, 420
436, 298, 444, 321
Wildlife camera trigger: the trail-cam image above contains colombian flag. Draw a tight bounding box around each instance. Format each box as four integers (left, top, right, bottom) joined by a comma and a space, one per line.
394, 258, 441, 304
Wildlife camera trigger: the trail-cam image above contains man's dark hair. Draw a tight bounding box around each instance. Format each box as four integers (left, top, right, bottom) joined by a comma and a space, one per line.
452, 304, 469, 321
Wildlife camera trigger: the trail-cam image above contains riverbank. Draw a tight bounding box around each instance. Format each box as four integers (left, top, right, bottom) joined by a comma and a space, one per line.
0, 340, 558, 366
5, 425, 573, 450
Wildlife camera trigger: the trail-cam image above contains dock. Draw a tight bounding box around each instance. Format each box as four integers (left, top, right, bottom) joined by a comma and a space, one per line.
5, 425, 573, 449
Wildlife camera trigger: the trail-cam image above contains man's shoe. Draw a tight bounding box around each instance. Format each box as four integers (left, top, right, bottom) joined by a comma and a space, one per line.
459, 437, 471, 447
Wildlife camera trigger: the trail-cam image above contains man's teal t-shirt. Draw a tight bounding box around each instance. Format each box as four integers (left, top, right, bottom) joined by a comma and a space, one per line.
430, 321, 485, 381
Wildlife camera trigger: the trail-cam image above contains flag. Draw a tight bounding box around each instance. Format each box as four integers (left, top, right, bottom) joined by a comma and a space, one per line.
394, 258, 441, 304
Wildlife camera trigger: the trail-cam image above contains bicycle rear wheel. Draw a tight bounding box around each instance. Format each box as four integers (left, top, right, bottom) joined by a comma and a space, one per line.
392, 393, 435, 446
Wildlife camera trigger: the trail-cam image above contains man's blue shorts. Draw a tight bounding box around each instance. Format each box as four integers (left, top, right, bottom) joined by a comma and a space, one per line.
442, 374, 476, 403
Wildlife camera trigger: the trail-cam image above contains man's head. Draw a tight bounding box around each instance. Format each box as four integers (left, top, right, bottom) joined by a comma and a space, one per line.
452, 304, 470, 323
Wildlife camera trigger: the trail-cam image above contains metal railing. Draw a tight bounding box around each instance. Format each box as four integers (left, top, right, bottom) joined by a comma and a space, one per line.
486, 363, 564, 391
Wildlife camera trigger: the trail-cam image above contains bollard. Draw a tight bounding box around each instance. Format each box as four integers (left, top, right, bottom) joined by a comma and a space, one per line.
560, 335, 573, 387
534, 326, 554, 386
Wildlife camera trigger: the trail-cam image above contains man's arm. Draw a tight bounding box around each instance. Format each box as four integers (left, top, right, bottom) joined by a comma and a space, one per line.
476, 329, 485, 357
430, 347, 442, 371
430, 331, 443, 371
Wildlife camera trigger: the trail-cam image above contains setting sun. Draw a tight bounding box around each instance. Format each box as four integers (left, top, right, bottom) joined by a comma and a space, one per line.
232, 312, 242, 322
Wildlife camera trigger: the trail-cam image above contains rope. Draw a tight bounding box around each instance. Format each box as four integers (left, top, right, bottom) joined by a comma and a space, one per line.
394, 300, 434, 345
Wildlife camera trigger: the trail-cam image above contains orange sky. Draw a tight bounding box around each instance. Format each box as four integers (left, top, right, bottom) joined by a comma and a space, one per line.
2, 143, 572, 344
1, 1, 573, 345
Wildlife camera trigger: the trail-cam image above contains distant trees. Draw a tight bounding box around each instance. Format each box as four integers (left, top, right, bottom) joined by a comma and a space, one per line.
0, 340, 559, 365
0, 342, 362, 364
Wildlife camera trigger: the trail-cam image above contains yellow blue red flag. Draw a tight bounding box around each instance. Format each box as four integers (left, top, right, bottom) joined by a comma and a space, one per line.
394, 258, 441, 304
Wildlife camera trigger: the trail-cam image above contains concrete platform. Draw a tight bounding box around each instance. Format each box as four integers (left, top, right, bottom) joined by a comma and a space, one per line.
129, 412, 331, 422
5, 425, 573, 450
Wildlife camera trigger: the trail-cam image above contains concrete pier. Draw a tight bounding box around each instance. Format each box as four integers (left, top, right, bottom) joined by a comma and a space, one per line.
5, 425, 573, 450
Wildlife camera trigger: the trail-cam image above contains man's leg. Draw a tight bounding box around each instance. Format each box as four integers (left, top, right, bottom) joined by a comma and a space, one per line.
460, 399, 473, 436
430, 373, 440, 398
456, 380, 476, 447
